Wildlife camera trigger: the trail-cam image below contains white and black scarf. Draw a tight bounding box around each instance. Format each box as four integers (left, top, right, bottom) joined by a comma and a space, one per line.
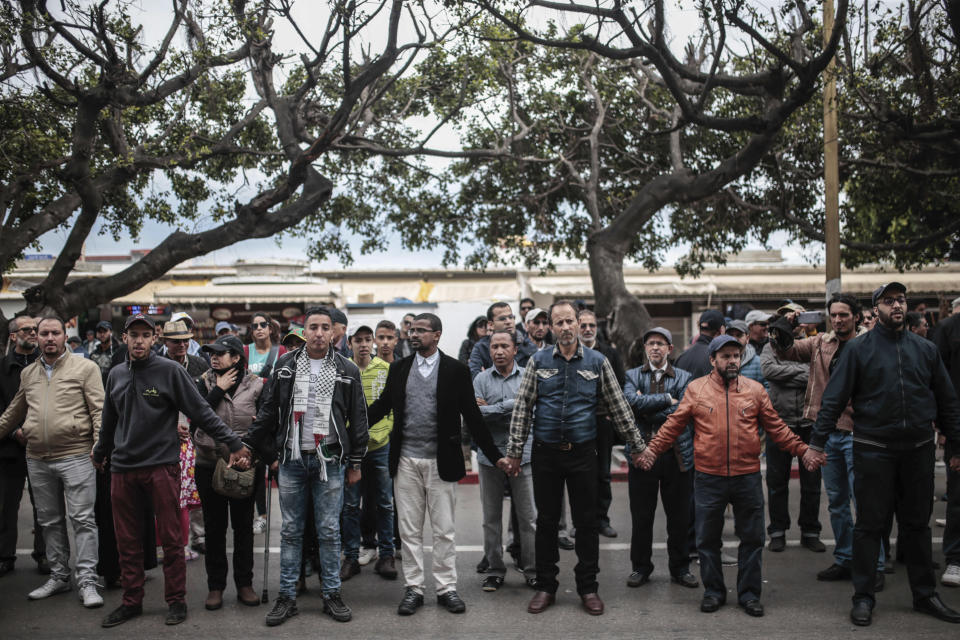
289, 347, 337, 479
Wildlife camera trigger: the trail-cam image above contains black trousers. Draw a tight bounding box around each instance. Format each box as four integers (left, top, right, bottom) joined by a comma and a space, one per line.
945, 443, 959, 565
96, 466, 156, 581
595, 416, 614, 527
852, 441, 937, 606
695, 471, 765, 605
195, 465, 255, 591
628, 450, 691, 577
765, 426, 821, 537
532, 440, 599, 595
0, 456, 44, 563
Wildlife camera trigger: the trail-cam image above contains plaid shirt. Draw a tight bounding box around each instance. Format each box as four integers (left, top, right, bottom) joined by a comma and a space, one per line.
507, 341, 645, 458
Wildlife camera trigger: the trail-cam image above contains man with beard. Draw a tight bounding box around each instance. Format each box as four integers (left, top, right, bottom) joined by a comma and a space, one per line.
505, 301, 646, 617
811, 282, 960, 626
469, 302, 537, 378
639, 335, 821, 618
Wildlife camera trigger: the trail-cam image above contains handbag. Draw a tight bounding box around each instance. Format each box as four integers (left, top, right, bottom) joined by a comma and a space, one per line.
212, 457, 256, 499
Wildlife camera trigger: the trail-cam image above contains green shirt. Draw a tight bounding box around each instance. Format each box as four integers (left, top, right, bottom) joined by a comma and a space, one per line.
353, 356, 393, 451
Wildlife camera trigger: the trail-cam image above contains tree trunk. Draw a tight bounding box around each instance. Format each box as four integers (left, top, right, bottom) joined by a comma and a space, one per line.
587, 229, 652, 352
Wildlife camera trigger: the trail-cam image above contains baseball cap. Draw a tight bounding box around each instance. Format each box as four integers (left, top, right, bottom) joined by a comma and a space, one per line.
708, 334, 743, 355
642, 327, 673, 345
283, 327, 305, 345
67, 335, 82, 345
725, 319, 748, 335
169, 311, 194, 327
871, 282, 906, 306
952, 296, 960, 309
745, 310, 771, 326
214, 321, 234, 335
329, 308, 348, 326
201, 334, 245, 356
525, 308, 548, 324
348, 324, 374, 338
95, 320, 113, 331
698, 309, 724, 331
123, 313, 155, 331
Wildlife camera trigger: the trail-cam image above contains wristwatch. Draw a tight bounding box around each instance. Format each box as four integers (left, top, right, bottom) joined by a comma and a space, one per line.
349, 463, 361, 471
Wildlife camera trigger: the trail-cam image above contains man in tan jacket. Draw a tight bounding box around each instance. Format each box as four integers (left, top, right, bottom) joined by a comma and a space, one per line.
0, 315, 104, 607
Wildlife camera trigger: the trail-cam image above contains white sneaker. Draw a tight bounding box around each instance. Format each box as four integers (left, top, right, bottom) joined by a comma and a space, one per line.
942, 564, 960, 587
253, 515, 267, 535
79, 582, 104, 608
358, 547, 378, 566
28, 577, 71, 600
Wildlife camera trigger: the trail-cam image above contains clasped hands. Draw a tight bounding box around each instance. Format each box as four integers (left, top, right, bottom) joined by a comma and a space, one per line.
228, 446, 254, 471
801, 448, 827, 471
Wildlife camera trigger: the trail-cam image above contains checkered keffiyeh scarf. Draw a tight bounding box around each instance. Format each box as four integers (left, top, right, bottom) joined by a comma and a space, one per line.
290, 347, 337, 478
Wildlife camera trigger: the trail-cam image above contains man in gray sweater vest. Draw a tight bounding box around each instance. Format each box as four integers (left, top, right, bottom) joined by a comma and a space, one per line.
367, 313, 509, 617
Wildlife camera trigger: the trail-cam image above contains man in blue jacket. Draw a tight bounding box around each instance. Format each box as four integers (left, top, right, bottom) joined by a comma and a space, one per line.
623, 327, 698, 590
811, 282, 960, 626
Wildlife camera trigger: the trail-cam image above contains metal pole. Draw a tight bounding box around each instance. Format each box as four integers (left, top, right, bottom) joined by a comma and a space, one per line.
261, 465, 272, 603
824, 0, 841, 300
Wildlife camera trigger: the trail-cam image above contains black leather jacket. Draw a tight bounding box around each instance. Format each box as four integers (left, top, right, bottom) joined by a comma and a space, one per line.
811, 323, 960, 451
244, 348, 369, 466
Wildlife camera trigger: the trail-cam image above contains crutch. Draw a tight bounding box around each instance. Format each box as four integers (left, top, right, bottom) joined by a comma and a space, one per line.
261, 464, 272, 603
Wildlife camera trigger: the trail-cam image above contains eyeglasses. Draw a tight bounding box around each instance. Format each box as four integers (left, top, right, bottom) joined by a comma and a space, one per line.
645, 341, 669, 348
252, 321, 270, 329
17, 326, 38, 334
408, 327, 437, 335
879, 296, 907, 307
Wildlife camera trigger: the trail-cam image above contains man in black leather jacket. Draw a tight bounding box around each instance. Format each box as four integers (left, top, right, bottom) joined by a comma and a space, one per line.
811, 282, 960, 627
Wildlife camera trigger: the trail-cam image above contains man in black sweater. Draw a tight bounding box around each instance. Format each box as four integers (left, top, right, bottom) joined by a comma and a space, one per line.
93, 314, 247, 628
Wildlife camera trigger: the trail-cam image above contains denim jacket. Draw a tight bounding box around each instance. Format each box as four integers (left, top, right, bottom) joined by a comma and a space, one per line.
623, 363, 694, 471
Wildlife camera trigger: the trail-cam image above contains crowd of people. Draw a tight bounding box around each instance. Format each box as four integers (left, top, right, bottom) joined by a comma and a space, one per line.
0, 284, 958, 629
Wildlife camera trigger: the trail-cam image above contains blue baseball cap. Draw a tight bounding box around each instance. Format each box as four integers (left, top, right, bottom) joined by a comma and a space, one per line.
708, 334, 743, 355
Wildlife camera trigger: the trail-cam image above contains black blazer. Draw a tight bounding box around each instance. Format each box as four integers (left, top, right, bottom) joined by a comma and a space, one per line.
367, 350, 502, 482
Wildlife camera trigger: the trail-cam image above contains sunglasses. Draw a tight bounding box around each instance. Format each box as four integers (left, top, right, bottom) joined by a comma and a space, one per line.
252, 321, 271, 329
17, 326, 38, 334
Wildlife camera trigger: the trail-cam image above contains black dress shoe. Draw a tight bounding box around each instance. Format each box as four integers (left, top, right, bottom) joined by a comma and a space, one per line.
700, 595, 725, 613
476, 557, 489, 573
0, 560, 14, 577
557, 536, 575, 550
850, 600, 873, 626
397, 587, 424, 616
768, 537, 786, 552
800, 537, 826, 553
671, 572, 699, 588
101, 604, 142, 628
165, 601, 187, 626
627, 571, 650, 588
913, 595, 960, 623
437, 590, 466, 613
874, 572, 885, 592
599, 525, 618, 538
482, 575, 504, 592
740, 599, 764, 617
817, 563, 851, 581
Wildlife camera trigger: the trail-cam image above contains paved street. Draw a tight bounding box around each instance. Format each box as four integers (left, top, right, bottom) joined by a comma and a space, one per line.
1, 463, 956, 639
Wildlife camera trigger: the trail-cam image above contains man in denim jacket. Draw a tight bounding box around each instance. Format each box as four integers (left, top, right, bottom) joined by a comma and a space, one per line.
623, 327, 697, 590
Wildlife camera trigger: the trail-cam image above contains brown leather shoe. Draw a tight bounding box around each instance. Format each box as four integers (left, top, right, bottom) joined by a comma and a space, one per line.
527, 591, 556, 614
580, 593, 604, 616
204, 590, 223, 611
237, 585, 260, 606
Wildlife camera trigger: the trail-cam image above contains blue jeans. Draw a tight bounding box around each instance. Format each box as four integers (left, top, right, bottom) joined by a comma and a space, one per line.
342, 444, 394, 560
278, 454, 345, 597
822, 431, 884, 569
694, 471, 764, 605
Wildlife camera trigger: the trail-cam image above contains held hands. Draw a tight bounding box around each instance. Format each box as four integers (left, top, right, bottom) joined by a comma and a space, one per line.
634, 448, 657, 471
227, 446, 253, 470
801, 448, 827, 472
950, 455, 960, 472
90, 447, 105, 472
12, 429, 26, 446
346, 467, 362, 486
497, 456, 521, 477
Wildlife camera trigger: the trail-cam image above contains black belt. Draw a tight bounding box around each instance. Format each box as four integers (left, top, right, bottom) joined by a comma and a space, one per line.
534, 439, 595, 452
301, 444, 342, 457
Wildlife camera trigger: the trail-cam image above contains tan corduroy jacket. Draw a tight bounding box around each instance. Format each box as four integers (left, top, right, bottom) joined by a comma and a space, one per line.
0, 351, 104, 461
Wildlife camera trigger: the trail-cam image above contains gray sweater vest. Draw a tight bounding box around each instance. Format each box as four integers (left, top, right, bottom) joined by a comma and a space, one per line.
401, 361, 440, 459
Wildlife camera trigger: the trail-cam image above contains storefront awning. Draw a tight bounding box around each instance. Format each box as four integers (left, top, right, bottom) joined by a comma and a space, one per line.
154, 283, 338, 305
